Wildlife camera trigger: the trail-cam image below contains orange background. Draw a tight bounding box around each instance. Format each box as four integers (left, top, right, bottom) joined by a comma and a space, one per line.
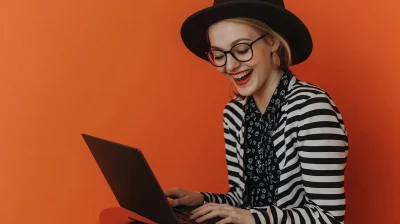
1, 0, 399, 223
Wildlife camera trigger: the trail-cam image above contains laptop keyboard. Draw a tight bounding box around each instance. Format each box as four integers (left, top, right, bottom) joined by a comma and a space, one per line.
173, 209, 197, 224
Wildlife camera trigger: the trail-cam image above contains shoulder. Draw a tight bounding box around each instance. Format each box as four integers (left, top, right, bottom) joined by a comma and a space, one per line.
286, 76, 340, 109
286, 76, 346, 128
222, 98, 246, 131
286, 76, 327, 101
283, 76, 347, 132
223, 98, 245, 115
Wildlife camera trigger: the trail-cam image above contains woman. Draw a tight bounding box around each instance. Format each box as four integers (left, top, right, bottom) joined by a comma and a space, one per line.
165, 0, 348, 224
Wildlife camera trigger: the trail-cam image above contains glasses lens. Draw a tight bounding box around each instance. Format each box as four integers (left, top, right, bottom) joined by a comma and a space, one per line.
207, 50, 226, 66
232, 44, 252, 62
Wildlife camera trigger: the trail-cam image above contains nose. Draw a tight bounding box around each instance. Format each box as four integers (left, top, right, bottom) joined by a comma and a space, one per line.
225, 53, 240, 72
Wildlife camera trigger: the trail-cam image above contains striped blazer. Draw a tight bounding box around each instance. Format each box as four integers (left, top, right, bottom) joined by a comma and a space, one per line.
200, 75, 348, 224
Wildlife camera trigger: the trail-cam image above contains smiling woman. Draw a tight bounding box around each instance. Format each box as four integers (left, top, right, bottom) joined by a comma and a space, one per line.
207, 18, 290, 108
164, 0, 349, 223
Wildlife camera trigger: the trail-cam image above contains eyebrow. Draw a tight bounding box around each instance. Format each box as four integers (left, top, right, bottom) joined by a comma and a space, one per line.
210, 37, 252, 50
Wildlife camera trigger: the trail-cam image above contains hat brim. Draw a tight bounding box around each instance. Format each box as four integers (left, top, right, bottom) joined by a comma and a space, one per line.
180, 1, 313, 65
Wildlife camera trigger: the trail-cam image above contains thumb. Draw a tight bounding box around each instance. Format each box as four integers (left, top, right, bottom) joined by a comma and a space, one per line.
171, 196, 190, 207
164, 187, 185, 199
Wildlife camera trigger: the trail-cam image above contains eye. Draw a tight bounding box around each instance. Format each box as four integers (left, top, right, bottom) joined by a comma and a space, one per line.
214, 55, 225, 60
237, 48, 250, 54
210, 51, 225, 61
233, 44, 251, 55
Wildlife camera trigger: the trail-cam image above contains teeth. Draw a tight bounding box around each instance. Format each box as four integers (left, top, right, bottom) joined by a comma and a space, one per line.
232, 70, 252, 79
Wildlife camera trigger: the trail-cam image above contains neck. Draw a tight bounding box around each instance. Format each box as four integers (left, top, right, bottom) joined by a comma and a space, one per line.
252, 69, 284, 114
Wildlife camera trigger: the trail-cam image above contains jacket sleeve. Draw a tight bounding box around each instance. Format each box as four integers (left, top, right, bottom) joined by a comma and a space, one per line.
200, 102, 246, 207
249, 93, 348, 224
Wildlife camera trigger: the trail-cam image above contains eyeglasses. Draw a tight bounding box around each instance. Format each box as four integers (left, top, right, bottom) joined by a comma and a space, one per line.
206, 34, 267, 67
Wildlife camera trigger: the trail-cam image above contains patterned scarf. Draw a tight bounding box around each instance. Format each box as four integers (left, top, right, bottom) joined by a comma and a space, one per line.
243, 71, 292, 207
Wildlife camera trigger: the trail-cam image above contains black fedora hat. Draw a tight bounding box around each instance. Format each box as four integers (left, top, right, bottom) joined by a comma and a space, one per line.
180, 0, 313, 66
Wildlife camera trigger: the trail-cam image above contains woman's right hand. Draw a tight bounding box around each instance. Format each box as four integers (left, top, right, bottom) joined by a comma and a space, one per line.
164, 187, 204, 207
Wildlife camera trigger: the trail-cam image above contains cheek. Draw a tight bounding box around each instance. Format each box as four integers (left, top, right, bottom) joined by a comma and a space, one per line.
242, 59, 260, 70
245, 51, 267, 68
253, 50, 270, 65
216, 67, 225, 73
216, 67, 227, 76
224, 73, 233, 82
251, 51, 273, 72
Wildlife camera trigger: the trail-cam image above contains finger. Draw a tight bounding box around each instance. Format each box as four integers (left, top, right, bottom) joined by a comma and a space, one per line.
170, 196, 191, 207
191, 203, 218, 218
191, 204, 234, 221
194, 208, 233, 223
216, 216, 238, 224
191, 203, 231, 214
191, 203, 208, 214
164, 187, 184, 199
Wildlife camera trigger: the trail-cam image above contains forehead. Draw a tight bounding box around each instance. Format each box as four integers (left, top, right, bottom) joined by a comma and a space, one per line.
208, 20, 261, 49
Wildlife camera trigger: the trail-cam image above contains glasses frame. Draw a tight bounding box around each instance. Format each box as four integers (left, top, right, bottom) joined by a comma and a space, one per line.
206, 34, 267, 67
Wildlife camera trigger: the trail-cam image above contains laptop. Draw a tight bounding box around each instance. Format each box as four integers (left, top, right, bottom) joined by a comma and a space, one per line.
82, 133, 222, 224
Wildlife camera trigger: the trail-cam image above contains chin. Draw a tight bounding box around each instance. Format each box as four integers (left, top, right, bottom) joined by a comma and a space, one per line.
234, 80, 257, 96
236, 87, 255, 98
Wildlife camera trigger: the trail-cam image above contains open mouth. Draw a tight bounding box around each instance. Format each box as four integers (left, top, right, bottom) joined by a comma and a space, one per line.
232, 70, 253, 86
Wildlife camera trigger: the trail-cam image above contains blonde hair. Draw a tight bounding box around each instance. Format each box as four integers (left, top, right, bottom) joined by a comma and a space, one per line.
207, 17, 292, 69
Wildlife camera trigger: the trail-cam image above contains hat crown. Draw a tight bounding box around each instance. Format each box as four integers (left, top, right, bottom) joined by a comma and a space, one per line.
213, 0, 284, 8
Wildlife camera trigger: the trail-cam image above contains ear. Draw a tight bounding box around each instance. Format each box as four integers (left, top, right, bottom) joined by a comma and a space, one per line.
264, 35, 280, 52
270, 38, 280, 52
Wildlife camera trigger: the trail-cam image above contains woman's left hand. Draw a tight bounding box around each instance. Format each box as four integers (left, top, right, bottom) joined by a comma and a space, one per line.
189, 203, 255, 224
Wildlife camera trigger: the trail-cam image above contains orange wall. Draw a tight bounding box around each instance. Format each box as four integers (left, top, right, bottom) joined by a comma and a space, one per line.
0, 0, 399, 223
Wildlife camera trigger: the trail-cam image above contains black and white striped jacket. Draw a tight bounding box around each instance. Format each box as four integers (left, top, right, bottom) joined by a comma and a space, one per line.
200, 75, 348, 224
